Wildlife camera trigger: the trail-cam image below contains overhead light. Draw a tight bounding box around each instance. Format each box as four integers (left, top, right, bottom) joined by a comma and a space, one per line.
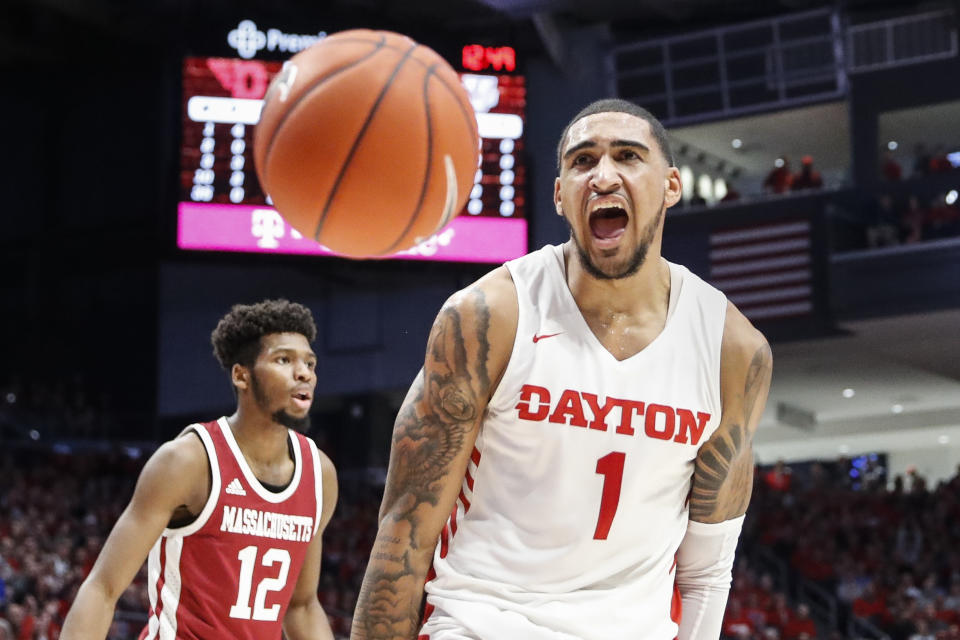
946, 190, 958, 205
887, 140, 898, 151
731, 138, 743, 149
842, 388, 855, 398
938, 435, 950, 445
891, 404, 904, 414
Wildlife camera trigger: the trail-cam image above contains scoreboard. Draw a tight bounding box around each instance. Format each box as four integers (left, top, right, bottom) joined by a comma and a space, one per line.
177, 54, 528, 263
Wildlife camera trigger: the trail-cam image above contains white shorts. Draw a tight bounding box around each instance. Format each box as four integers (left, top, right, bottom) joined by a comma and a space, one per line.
419, 598, 580, 640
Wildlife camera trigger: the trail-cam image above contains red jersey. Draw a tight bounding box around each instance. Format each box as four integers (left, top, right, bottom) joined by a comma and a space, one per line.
139, 418, 323, 640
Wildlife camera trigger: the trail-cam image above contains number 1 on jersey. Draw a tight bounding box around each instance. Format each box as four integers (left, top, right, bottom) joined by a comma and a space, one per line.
594, 451, 625, 540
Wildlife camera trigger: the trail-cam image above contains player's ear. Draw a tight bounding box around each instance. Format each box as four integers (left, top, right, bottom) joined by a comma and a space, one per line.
232, 363, 251, 392
554, 177, 563, 217
664, 167, 682, 208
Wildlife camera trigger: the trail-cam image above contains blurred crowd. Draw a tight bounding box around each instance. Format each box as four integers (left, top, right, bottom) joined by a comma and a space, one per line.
722, 564, 822, 640
0, 447, 143, 640
862, 142, 960, 248
3, 436, 960, 639
881, 144, 958, 184
763, 155, 824, 195
864, 192, 960, 248
743, 459, 960, 640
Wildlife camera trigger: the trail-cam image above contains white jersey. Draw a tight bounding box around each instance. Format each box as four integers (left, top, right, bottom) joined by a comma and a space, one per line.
421, 244, 727, 640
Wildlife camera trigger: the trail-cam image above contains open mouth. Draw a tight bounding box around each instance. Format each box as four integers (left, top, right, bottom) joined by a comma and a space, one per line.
291, 391, 312, 408
589, 206, 628, 240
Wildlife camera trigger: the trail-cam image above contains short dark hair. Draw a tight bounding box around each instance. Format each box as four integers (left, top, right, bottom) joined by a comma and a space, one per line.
556, 98, 674, 173
211, 299, 317, 371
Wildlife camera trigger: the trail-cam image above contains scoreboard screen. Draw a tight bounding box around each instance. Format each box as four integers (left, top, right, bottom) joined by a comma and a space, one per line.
178, 56, 527, 262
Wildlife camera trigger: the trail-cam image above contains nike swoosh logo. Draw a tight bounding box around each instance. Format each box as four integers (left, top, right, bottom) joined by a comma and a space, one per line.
532, 332, 563, 343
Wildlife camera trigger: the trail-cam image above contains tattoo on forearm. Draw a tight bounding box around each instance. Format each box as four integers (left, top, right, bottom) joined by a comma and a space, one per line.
690, 342, 772, 522
353, 290, 492, 640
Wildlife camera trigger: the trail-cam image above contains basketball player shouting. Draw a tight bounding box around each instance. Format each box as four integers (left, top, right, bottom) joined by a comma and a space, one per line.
62, 300, 338, 640
352, 100, 772, 640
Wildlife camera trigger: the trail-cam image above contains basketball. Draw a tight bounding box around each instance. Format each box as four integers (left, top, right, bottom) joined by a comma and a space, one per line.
253, 29, 480, 258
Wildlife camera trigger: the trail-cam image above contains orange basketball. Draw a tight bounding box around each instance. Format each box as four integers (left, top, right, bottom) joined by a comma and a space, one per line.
253, 29, 479, 258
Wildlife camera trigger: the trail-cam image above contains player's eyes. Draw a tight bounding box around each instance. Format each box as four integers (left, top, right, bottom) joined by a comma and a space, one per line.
277, 356, 290, 364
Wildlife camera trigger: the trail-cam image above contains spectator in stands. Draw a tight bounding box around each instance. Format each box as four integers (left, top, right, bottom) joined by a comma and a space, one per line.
910, 617, 937, 640
913, 143, 931, 177
767, 592, 794, 631
763, 459, 792, 492
723, 598, 755, 638
902, 196, 929, 243
944, 582, 960, 613
927, 194, 960, 239
837, 562, 867, 604
928, 145, 952, 173
853, 581, 889, 626
791, 156, 823, 191
782, 603, 817, 639
744, 590, 769, 630
899, 524, 926, 566
866, 194, 901, 247
721, 180, 741, 202
764, 157, 793, 194
882, 150, 903, 181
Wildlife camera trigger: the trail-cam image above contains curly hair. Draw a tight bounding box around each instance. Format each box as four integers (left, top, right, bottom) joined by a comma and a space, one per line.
210, 299, 317, 371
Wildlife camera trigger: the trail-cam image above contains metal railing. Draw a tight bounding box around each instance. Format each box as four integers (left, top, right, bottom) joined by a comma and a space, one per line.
848, 614, 892, 640
797, 577, 838, 630
611, 8, 845, 125
611, 6, 958, 125
847, 9, 957, 73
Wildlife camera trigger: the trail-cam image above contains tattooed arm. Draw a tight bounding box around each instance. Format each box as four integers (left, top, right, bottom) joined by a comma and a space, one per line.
676, 302, 772, 640
689, 302, 772, 523
351, 268, 517, 640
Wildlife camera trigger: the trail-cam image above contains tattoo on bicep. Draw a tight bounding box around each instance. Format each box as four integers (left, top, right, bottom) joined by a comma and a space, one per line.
354, 290, 493, 638
386, 289, 492, 520
690, 341, 772, 521
743, 342, 772, 424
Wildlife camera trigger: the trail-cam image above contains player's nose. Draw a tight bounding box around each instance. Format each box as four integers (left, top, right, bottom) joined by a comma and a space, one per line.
589, 153, 621, 193
294, 360, 314, 381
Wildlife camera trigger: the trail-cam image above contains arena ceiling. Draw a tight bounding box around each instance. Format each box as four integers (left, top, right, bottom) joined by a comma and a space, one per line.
755, 308, 960, 466
0, 0, 929, 62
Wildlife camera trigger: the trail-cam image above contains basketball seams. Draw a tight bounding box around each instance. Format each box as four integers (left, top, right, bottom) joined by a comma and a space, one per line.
258, 30, 478, 257
427, 71, 477, 142
313, 40, 421, 243
260, 35, 387, 192
378, 63, 439, 255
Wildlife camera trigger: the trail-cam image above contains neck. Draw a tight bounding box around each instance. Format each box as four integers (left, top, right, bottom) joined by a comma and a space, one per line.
562, 240, 671, 317
226, 403, 291, 466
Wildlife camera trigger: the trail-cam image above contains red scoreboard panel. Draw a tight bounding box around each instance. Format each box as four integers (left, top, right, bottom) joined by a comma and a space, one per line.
178, 55, 527, 263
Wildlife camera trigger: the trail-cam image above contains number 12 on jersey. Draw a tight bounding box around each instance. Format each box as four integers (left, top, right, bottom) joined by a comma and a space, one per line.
229, 546, 291, 621
594, 451, 625, 540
